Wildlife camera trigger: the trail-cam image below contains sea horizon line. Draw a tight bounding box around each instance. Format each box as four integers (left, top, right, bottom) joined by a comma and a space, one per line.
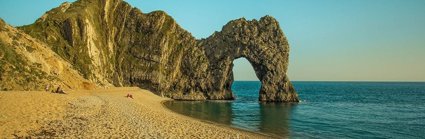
234, 80, 425, 83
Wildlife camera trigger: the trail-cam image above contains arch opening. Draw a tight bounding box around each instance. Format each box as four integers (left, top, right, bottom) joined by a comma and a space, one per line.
232, 57, 259, 81
231, 57, 261, 101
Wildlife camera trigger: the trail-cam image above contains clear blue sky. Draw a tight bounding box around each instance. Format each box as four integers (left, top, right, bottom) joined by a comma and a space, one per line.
1, 0, 424, 81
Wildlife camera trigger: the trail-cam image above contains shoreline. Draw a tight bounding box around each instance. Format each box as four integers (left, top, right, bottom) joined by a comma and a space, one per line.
0, 87, 275, 138
160, 100, 281, 138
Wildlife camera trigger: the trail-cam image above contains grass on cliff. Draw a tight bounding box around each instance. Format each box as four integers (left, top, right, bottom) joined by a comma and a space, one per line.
0, 41, 56, 91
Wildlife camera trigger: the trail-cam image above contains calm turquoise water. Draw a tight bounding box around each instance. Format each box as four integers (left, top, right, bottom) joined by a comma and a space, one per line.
164, 81, 425, 138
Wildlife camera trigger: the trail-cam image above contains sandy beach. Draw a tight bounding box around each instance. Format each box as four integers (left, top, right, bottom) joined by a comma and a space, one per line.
0, 87, 271, 138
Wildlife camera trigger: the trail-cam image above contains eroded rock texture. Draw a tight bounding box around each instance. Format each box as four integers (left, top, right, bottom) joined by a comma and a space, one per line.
199, 17, 298, 102
13, 0, 298, 102
0, 18, 94, 91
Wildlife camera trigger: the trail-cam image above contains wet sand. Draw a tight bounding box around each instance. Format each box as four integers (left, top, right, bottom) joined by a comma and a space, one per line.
0, 87, 271, 138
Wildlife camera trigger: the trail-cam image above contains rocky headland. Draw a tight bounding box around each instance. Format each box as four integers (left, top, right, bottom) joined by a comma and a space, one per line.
0, 0, 298, 102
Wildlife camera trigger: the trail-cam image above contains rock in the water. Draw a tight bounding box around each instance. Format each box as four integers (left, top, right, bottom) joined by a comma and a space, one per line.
12, 0, 298, 102
199, 16, 298, 102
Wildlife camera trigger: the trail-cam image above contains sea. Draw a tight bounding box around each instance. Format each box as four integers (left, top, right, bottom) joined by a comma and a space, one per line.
164, 81, 425, 138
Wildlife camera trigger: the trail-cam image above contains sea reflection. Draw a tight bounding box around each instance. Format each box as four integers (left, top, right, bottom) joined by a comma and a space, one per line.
259, 103, 296, 137
164, 101, 233, 124
164, 100, 295, 137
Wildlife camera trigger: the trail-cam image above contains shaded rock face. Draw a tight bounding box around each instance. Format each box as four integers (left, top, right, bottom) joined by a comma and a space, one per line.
15, 0, 298, 102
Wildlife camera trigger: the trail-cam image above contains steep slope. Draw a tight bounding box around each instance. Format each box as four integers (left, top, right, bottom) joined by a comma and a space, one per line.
19, 0, 209, 97
0, 19, 94, 91
19, 0, 208, 94
17, 0, 298, 102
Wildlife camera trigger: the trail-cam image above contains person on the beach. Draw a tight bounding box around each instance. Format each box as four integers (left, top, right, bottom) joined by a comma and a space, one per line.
45, 84, 50, 91
54, 85, 66, 94
126, 94, 133, 99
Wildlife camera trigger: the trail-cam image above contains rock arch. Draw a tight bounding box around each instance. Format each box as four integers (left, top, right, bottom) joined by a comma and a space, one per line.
17, 0, 298, 102
199, 16, 299, 102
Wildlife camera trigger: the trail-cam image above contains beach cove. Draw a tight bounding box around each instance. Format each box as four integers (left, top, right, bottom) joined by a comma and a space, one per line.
0, 87, 273, 138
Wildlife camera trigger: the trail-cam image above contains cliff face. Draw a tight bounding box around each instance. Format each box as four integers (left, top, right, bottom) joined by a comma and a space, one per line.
0, 19, 93, 90
10, 0, 297, 102
19, 0, 208, 95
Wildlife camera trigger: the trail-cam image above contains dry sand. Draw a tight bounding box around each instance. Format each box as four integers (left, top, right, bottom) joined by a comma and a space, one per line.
0, 87, 272, 138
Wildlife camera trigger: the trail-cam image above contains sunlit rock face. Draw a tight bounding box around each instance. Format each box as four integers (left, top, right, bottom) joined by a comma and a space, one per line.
199, 16, 299, 102
16, 0, 298, 102
0, 18, 94, 91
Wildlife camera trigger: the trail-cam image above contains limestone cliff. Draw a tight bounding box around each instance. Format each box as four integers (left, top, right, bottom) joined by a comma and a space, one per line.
6, 0, 298, 102
19, 0, 207, 94
0, 19, 94, 91
199, 17, 298, 102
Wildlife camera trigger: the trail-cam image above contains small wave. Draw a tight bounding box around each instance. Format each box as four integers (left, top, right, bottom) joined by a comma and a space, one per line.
298, 99, 307, 104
